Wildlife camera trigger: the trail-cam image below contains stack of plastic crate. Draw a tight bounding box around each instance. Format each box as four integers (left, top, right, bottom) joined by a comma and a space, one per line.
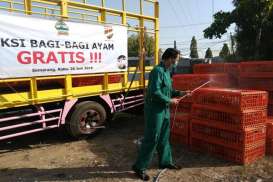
171, 73, 233, 146
224, 63, 240, 87
173, 74, 231, 91
193, 63, 225, 74
170, 74, 193, 145
170, 113, 190, 146
268, 92, 273, 116
170, 99, 191, 114
190, 88, 268, 164
266, 117, 273, 155
239, 61, 273, 116
193, 63, 240, 87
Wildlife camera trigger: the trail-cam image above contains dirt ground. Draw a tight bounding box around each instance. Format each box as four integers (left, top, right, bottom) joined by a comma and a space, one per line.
0, 112, 273, 182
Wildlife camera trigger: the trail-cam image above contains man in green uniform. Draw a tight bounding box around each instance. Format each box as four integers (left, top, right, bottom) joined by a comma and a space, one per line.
132, 48, 189, 181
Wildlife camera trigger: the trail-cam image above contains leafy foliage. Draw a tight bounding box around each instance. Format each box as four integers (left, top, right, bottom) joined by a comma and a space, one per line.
190, 36, 199, 58
205, 48, 213, 58
204, 0, 273, 60
219, 43, 230, 58
128, 33, 154, 57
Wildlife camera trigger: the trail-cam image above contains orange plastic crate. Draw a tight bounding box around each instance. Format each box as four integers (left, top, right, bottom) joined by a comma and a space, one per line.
224, 63, 240, 75
170, 113, 190, 146
191, 137, 265, 164
170, 100, 192, 114
173, 74, 230, 91
240, 72, 273, 78
180, 95, 193, 103
193, 63, 240, 75
193, 88, 268, 112
193, 63, 225, 74
266, 139, 273, 155
191, 105, 267, 130
269, 105, 273, 116
171, 133, 189, 146
191, 121, 266, 150
239, 78, 273, 91
225, 63, 240, 87
170, 113, 190, 136
192, 63, 239, 87
240, 61, 273, 75
266, 119, 273, 139
269, 92, 273, 104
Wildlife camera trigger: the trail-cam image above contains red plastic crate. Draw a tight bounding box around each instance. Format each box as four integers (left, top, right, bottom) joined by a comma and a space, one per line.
173, 74, 230, 91
191, 105, 267, 130
180, 95, 193, 103
192, 63, 239, 87
266, 139, 273, 155
239, 78, 273, 91
193, 63, 240, 74
225, 63, 240, 88
171, 133, 189, 146
191, 121, 266, 150
240, 61, 273, 72
193, 63, 225, 74
191, 137, 265, 164
268, 104, 273, 116
170, 100, 192, 114
224, 63, 240, 75
170, 113, 190, 136
269, 92, 273, 104
266, 120, 273, 139
193, 88, 268, 112
240, 72, 273, 78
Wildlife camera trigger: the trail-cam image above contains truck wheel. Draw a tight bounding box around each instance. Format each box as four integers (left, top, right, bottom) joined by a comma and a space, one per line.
66, 101, 107, 139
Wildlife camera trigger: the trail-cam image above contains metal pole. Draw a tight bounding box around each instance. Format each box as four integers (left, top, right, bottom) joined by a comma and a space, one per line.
212, 0, 214, 19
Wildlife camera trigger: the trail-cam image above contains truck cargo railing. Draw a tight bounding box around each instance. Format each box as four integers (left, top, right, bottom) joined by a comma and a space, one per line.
0, 0, 159, 140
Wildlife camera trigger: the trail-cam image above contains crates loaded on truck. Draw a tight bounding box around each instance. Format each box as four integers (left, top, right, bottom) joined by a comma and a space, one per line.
0, 0, 159, 140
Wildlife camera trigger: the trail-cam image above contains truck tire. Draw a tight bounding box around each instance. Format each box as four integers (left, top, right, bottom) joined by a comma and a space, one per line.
66, 101, 107, 139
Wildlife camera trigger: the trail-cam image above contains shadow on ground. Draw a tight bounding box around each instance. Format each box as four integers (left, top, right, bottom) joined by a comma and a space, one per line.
0, 112, 238, 181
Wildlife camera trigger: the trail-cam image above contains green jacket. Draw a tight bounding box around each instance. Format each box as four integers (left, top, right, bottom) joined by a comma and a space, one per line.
145, 62, 181, 118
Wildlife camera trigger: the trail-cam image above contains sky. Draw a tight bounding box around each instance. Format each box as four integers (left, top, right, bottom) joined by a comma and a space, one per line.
0, 0, 236, 58
86, 0, 235, 58
158, 0, 235, 58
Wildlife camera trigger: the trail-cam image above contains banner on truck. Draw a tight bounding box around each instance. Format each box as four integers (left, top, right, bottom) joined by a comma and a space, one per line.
0, 13, 128, 78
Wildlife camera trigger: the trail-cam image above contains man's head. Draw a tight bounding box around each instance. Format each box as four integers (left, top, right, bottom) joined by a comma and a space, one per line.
161, 48, 180, 68
117, 55, 127, 69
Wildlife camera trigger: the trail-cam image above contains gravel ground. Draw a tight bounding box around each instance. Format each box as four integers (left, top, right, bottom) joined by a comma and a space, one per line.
0, 113, 272, 182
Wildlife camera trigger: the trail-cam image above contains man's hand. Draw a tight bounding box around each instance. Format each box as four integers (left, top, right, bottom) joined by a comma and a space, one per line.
180, 90, 192, 96
170, 98, 179, 105
185, 90, 192, 96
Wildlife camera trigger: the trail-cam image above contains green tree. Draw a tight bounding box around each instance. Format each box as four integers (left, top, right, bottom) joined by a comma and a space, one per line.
144, 32, 154, 57
204, 0, 273, 60
205, 48, 213, 58
190, 36, 199, 58
128, 33, 154, 57
219, 43, 230, 58
128, 34, 139, 57
158, 48, 163, 59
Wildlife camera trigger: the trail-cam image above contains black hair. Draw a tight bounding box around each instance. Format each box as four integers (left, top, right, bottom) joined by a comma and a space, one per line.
118, 55, 126, 59
162, 48, 180, 60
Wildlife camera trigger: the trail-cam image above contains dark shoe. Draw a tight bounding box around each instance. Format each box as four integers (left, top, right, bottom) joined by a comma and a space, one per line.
132, 166, 150, 181
159, 164, 182, 170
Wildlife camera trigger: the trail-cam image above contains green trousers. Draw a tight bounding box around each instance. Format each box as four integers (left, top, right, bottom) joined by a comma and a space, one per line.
133, 104, 173, 171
